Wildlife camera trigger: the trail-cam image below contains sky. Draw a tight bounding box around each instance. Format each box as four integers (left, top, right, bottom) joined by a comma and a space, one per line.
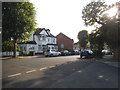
30, 0, 119, 43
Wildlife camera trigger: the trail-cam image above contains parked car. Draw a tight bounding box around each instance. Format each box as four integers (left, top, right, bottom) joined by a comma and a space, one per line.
74, 50, 80, 55
69, 50, 76, 55
61, 50, 70, 56
44, 49, 61, 57
69, 50, 79, 55
80, 49, 93, 58
102, 50, 112, 55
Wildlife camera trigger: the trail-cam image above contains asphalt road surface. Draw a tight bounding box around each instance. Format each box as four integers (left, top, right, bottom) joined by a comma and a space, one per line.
2, 55, 119, 88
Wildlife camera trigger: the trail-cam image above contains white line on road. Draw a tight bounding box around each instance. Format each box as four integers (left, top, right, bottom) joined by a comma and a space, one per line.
26, 70, 36, 73
40, 67, 48, 70
49, 66, 55, 68
8, 73, 22, 77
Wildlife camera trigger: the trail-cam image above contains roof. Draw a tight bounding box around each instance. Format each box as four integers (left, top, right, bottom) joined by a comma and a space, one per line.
56, 32, 74, 41
34, 28, 56, 37
17, 41, 37, 44
74, 42, 79, 45
34, 28, 45, 35
48, 34, 56, 37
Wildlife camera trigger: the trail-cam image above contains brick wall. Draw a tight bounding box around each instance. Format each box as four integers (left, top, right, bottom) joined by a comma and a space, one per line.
56, 33, 74, 51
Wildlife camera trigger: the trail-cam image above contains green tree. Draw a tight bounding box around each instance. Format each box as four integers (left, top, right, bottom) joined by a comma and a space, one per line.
77, 30, 88, 49
89, 28, 105, 58
2, 2, 36, 57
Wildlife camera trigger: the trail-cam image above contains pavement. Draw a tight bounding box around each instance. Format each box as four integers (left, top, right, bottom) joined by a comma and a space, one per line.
1, 55, 44, 60
96, 55, 120, 68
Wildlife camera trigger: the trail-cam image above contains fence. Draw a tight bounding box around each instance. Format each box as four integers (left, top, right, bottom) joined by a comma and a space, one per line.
2, 51, 19, 57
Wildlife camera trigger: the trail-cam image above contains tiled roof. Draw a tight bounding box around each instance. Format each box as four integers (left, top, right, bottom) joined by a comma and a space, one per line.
17, 41, 37, 44
48, 34, 56, 37
34, 28, 56, 37
34, 28, 45, 35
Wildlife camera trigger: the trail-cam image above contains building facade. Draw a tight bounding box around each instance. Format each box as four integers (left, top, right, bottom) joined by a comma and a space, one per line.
18, 28, 58, 54
56, 33, 74, 51
73, 42, 80, 51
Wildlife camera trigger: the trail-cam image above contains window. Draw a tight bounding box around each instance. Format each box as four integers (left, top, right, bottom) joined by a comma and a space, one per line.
48, 47, 50, 50
38, 45, 43, 51
24, 47, 26, 51
39, 36, 46, 41
52, 47, 54, 49
42, 36, 46, 40
39, 36, 42, 40
61, 44, 64, 48
48, 38, 50, 42
53, 38, 55, 43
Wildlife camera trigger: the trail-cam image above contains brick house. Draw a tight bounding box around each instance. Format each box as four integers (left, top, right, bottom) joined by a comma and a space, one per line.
56, 33, 74, 51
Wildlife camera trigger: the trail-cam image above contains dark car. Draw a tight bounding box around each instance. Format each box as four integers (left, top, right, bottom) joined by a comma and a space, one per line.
61, 50, 70, 56
80, 50, 93, 58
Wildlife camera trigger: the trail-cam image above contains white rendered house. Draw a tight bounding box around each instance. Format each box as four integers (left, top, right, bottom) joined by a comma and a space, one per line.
18, 28, 58, 54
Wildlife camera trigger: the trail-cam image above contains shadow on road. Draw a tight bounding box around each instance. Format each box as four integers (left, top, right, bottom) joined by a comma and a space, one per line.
2, 58, 118, 88
3, 60, 93, 88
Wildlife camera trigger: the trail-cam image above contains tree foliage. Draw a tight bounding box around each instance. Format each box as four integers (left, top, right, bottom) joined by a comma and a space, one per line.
2, 2, 36, 57
82, 1, 107, 26
88, 28, 105, 57
77, 30, 88, 49
104, 18, 119, 49
82, 0, 120, 59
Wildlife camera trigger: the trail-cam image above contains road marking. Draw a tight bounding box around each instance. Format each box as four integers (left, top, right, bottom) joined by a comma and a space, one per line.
49, 66, 55, 68
78, 70, 82, 73
40, 67, 48, 70
26, 70, 36, 73
98, 75, 104, 78
8, 73, 21, 77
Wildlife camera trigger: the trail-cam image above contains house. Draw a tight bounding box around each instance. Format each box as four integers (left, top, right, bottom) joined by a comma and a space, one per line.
73, 42, 80, 51
17, 41, 37, 55
56, 32, 74, 51
18, 28, 58, 55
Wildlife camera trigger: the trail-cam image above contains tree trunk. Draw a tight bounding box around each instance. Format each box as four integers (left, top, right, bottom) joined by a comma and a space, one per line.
113, 48, 120, 61
13, 40, 17, 58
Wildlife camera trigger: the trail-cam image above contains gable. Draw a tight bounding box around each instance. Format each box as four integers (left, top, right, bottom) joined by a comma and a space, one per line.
57, 33, 73, 41
40, 30, 48, 35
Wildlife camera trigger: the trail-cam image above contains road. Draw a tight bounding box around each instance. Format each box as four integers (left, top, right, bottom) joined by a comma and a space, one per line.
2, 55, 119, 88
3, 55, 79, 78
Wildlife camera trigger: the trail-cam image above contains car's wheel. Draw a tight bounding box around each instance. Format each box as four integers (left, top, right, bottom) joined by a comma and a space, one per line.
50, 54, 53, 57
80, 55, 83, 58
45, 55, 48, 57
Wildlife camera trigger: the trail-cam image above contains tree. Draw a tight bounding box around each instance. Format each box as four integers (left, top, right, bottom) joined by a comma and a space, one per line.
77, 30, 88, 49
2, 2, 36, 57
82, 0, 108, 26
88, 28, 105, 58
82, 0, 120, 60
104, 17, 120, 60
